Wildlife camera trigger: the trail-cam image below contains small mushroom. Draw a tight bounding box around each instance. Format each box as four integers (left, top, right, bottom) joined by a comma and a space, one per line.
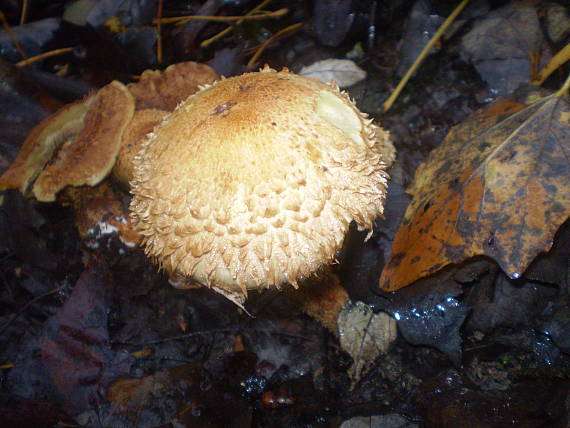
0, 81, 134, 201
113, 108, 168, 186
0, 62, 218, 200
127, 61, 219, 111
33, 82, 135, 202
130, 67, 395, 306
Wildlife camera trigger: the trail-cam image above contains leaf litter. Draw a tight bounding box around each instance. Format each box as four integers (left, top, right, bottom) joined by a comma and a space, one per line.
1, 1, 570, 426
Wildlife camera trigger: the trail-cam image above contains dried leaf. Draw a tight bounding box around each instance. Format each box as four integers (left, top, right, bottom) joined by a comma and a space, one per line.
381, 86, 570, 291
299, 59, 366, 88
337, 301, 397, 383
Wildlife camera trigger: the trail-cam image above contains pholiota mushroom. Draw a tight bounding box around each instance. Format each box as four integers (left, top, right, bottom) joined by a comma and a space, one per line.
130, 67, 395, 306
0, 61, 218, 200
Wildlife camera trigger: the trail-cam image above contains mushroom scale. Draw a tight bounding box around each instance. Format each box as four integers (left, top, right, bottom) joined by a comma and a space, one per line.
129, 67, 394, 305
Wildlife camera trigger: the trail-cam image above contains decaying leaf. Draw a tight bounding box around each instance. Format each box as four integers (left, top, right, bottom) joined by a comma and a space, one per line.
299, 59, 366, 88
381, 85, 570, 291
337, 301, 397, 383
108, 364, 203, 416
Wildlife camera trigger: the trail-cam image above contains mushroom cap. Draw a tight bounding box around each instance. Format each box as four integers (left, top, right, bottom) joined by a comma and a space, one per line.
113, 108, 168, 186
130, 67, 394, 304
127, 61, 219, 111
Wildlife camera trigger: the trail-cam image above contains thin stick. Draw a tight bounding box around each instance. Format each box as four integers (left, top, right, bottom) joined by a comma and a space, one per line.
156, 0, 164, 64
0, 11, 27, 60
0, 284, 66, 337
20, 0, 29, 25
16, 47, 75, 66
157, 8, 287, 25
247, 22, 303, 68
114, 328, 236, 346
555, 72, 570, 97
532, 42, 570, 86
382, 0, 470, 112
201, 0, 272, 48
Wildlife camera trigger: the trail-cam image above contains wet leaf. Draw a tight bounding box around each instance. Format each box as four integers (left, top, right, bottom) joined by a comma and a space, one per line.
37, 261, 132, 415
312, 0, 353, 47
108, 363, 252, 427
381, 86, 570, 291
107, 364, 203, 416
376, 263, 473, 364
7, 260, 133, 416
63, 0, 156, 28
0, 18, 62, 63
460, 2, 551, 95
337, 301, 397, 383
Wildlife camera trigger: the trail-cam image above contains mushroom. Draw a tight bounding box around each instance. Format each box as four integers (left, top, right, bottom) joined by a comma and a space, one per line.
0, 81, 135, 201
0, 61, 218, 249
0, 61, 218, 199
130, 67, 395, 306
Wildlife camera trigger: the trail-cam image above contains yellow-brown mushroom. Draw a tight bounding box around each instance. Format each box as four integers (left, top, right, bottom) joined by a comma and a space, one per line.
129, 67, 395, 306
0, 61, 219, 200
0, 81, 135, 201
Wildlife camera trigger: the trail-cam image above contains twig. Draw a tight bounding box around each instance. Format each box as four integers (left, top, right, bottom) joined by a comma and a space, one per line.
532, 42, 570, 86
0, 11, 27, 60
20, 0, 29, 25
157, 8, 287, 25
113, 328, 237, 346
156, 0, 163, 64
555, 72, 570, 97
113, 327, 317, 348
201, 0, 272, 48
247, 22, 303, 68
382, 0, 470, 112
0, 284, 66, 337
16, 47, 75, 67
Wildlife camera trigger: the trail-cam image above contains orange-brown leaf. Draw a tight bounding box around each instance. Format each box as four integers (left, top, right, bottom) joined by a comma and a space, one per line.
381, 87, 570, 291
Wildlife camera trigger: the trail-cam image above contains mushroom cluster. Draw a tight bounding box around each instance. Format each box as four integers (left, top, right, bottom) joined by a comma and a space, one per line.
0, 62, 218, 245
0, 62, 219, 200
0, 63, 394, 306
130, 67, 395, 305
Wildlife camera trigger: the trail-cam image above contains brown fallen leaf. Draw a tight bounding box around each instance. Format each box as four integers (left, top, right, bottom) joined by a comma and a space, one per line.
381, 82, 570, 291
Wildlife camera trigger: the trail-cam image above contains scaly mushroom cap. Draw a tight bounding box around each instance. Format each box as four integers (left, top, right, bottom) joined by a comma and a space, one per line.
130, 67, 394, 305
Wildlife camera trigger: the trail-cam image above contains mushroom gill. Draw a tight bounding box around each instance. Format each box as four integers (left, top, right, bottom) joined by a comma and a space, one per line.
129, 67, 395, 305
